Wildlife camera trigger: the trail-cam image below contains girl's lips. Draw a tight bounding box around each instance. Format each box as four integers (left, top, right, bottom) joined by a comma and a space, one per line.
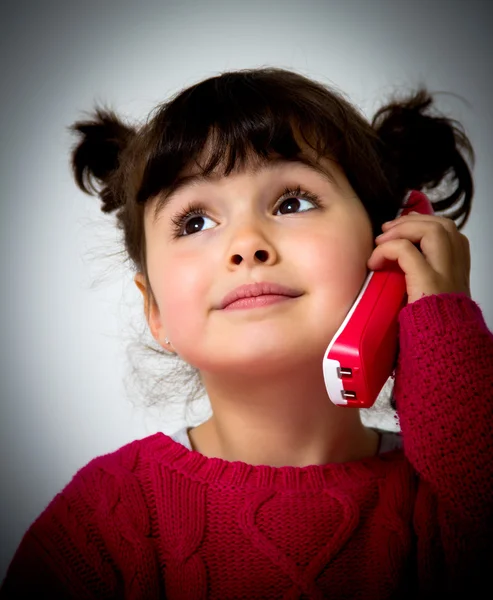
222, 294, 296, 310
219, 281, 303, 309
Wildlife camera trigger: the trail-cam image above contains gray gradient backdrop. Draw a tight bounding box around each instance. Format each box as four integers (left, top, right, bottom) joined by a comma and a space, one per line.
1, 0, 492, 579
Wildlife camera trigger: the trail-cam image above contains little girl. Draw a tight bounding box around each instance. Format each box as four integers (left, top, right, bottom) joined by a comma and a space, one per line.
2, 67, 492, 599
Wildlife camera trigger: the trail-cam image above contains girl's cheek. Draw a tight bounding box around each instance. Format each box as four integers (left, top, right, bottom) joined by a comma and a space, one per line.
161, 259, 210, 317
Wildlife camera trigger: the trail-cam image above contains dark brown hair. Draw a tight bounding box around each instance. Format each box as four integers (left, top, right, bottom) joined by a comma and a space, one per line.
69, 67, 475, 416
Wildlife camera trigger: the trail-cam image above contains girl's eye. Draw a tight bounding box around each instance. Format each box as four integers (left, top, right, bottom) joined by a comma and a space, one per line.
275, 197, 315, 215
170, 205, 216, 237
274, 185, 322, 216
170, 186, 321, 238
182, 214, 216, 236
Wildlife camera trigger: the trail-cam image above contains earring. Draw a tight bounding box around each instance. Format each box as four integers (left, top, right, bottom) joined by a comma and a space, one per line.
165, 337, 170, 345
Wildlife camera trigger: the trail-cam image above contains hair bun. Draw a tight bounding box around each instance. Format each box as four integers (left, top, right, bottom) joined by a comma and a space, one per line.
70, 108, 136, 213
372, 90, 474, 202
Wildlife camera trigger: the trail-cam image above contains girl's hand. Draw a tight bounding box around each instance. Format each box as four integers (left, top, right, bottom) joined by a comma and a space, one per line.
366, 211, 472, 305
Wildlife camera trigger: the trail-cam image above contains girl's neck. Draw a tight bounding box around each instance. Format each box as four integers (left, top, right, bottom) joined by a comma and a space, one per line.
188, 414, 381, 467
195, 361, 381, 467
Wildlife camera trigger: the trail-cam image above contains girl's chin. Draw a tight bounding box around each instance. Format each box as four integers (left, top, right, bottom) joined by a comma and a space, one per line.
192, 347, 323, 376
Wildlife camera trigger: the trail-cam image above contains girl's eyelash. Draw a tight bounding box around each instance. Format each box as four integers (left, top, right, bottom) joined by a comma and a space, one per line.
279, 185, 321, 207
170, 185, 322, 237
170, 202, 208, 237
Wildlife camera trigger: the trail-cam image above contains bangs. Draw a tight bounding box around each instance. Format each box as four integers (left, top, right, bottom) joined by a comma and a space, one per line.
135, 69, 359, 208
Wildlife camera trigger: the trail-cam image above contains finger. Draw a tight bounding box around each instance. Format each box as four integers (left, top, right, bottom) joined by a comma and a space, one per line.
376, 222, 455, 278
382, 214, 459, 238
368, 238, 435, 284
379, 217, 467, 280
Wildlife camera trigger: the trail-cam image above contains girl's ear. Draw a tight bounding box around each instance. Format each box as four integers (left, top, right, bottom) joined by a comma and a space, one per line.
134, 273, 167, 347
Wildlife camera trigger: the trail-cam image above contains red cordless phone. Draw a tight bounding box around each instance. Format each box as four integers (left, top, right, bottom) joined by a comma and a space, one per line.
322, 190, 434, 408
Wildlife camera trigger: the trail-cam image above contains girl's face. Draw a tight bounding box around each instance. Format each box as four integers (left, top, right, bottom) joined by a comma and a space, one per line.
137, 151, 375, 376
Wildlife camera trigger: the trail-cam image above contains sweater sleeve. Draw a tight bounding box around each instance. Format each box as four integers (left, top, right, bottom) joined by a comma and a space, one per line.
0, 459, 123, 600
393, 292, 493, 589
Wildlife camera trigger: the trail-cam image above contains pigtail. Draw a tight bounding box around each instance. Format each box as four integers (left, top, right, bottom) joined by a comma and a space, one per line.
69, 107, 136, 213
372, 89, 475, 229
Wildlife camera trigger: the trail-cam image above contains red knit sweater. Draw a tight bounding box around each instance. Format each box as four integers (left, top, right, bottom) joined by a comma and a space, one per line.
1, 293, 492, 599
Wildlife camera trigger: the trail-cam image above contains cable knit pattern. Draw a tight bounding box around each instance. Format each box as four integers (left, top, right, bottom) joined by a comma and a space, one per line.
1, 292, 492, 599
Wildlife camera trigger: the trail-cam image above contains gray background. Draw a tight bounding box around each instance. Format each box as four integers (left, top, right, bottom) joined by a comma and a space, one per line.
1, 0, 492, 580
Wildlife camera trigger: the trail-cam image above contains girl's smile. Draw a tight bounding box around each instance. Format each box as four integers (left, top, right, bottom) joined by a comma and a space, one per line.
222, 294, 298, 311
218, 281, 304, 310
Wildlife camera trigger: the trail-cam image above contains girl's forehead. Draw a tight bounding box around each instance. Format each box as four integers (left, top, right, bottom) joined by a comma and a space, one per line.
181, 137, 340, 183
182, 123, 320, 173
167, 156, 341, 201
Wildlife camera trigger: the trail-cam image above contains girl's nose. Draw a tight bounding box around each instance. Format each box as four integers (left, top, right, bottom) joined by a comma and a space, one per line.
231, 249, 270, 265
227, 222, 278, 268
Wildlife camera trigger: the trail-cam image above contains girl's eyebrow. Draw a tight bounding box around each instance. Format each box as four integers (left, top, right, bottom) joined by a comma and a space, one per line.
151, 157, 337, 223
